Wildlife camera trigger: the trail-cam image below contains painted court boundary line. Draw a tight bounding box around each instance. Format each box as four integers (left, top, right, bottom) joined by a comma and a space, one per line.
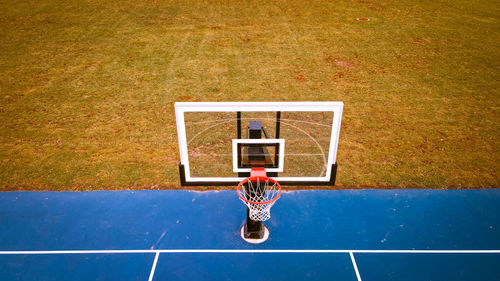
0, 249, 499, 254
3, 249, 498, 281
147, 252, 159, 281
349, 252, 362, 281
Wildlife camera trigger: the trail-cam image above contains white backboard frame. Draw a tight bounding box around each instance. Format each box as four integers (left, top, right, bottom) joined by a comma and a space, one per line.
175, 101, 343, 184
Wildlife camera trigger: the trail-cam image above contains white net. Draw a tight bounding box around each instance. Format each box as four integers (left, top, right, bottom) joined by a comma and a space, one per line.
237, 178, 281, 221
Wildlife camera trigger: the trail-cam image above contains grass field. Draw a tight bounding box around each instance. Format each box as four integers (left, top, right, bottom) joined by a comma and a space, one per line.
0, 0, 499, 190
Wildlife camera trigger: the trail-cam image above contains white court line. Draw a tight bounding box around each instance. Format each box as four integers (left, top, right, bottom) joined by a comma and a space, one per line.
148, 252, 160, 281
350, 252, 362, 281
0, 249, 499, 255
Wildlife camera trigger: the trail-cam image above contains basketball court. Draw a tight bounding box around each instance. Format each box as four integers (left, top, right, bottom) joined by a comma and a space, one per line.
1, 102, 498, 280
0, 189, 499, 280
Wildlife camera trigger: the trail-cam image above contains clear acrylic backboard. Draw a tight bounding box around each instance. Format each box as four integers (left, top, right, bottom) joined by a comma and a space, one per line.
175, 102, 343, 186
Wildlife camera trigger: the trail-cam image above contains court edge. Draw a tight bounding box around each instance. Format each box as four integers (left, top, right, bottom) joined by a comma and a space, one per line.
0, 249, 499, 255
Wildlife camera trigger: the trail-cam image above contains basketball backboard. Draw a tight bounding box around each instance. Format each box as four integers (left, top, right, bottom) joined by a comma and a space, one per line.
175, 102, 343, 186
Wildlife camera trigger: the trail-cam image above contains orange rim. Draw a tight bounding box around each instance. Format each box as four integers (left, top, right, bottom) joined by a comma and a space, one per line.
237, 176, 282, 205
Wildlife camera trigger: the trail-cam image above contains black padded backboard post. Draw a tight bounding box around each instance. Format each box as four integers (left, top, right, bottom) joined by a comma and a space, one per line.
242, 121, 266, 240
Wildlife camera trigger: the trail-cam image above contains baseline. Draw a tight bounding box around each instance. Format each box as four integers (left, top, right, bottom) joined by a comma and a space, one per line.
0, 249, 499, 255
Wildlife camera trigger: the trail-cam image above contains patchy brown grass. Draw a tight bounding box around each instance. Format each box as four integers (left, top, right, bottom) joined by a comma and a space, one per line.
0, 0, 499, 190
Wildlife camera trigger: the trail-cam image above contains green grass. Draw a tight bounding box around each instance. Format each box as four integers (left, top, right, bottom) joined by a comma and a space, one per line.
0, 0, 499, 190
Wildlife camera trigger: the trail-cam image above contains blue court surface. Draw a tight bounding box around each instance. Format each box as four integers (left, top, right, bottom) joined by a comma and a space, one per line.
0, 189, 499, 280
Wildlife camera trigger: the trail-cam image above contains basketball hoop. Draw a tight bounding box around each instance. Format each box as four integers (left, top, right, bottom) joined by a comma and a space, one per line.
237, 175, 282, 221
